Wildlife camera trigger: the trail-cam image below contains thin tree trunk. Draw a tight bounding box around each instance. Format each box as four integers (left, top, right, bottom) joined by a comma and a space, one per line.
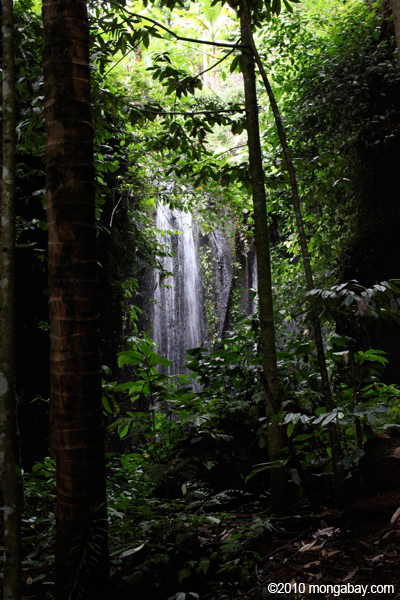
349, 344, 363, 449
240, 1, 287, 513
246, 24, 344, 504
0, 0, 21, 598
42, 1, 109, 598
390, 0, 400, 59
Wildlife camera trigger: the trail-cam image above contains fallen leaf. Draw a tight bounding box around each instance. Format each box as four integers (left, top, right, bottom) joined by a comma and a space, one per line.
371, 554, 384, 562
392, 447, 400, 458
315, 527, 334, 537
321, 548, 338, 558
206, 515, 221, 524
342, 568, 358, 582
299, 540, 316, 552
304, 561, 321, 569
299, 540, 322, 552
390, 506, 400, 527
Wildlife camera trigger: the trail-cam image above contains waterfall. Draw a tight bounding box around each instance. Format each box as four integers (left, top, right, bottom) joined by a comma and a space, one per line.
151, 203, 258, 374
237, 239, 258, 317
152, 204, 205, 374
182, 211, 203, 349
250, 251, 258, 314
153, 204, 177, 372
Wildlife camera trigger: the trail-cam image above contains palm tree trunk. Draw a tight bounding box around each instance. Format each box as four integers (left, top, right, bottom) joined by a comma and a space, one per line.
0, 0, 22, 597
42, 1, 109, 597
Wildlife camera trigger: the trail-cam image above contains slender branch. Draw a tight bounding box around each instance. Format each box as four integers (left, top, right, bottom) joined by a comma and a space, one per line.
138, 107, 245, 116
106, 2, 246, 49
102, 48, 132, 79
91, 11, 221, 60
101, 26, 156, 79
192, 45, 237, 81
212, 143, 248, 159
109, 187, 123, 227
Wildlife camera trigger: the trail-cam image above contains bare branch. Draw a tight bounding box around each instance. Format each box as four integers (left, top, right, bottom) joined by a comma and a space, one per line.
192, 45, 237, 81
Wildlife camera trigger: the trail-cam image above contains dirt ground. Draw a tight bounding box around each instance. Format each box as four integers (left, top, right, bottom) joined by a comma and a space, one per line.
241, 505, 400, 600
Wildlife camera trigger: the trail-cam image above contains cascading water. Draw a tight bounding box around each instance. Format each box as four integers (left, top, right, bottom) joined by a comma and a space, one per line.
152, 204, 176, 372
250, 251, 258, 314
182, 211, 204, 349
152, 204, 205, 374
151, 203, 258, 374
236, 235, 258, 317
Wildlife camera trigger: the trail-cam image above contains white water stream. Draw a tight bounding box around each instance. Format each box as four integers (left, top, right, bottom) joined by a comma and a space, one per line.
153, 204, 205, 373
152, 203, 258, 374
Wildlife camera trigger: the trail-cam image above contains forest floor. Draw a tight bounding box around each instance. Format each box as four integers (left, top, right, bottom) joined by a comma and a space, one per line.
20, 429, 400, 600
20, 499, 400, 600
107, 495, 400, 600
238, 507, 400, 600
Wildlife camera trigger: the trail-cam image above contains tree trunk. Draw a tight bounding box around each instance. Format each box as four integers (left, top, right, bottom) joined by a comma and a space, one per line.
42, 1, 109, 598
0, 0, 22, 597
246, 20, 344, 505
390, 0, 400, 58
240, 0, 287, 512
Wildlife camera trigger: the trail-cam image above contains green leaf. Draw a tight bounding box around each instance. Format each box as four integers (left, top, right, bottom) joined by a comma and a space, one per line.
118, 422, 130, 438
142, 32, 151, 49
178, 569, 191, 584
355, 349, 388, 365
198, 558, 210, 575
102, 396, 112, 414
341, 294, 354, 308
286, 421, 295, 438
148, 352, 172, 368
245, 459, 288, 483
117, 350, 143, 367
283, 0, 293, 12
119, 543, 145, 558
272, 0, 281, 15
230, 55, 241, 73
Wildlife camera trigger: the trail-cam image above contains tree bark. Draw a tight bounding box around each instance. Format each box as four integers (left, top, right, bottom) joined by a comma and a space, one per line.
246, 20, 344, 505
42, 1, 109, 598
0, 0, 22, 597
240, 0, 287, 512
390, 0, 400, 58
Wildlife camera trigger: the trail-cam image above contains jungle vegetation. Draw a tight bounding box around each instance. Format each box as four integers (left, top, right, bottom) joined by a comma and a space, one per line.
1, 0, 400, 598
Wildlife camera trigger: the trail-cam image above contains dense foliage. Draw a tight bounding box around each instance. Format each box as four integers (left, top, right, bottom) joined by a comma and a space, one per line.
8, 0, 400, 597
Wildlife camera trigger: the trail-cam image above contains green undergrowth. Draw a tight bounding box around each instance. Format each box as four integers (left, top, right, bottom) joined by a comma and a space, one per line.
106, 451, 276, 600
22, 449, 278, 600
22, 281, 400, 598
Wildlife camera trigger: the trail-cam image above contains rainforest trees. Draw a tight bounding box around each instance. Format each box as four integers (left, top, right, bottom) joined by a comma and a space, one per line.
239, 0, 287, 511
42, 0, 109, 597
0, 0, 22, 597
